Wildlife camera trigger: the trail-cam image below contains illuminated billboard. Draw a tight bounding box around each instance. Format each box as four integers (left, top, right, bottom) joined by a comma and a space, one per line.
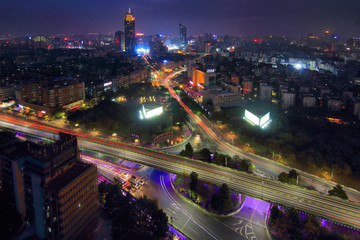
260, 112, 270, 127
139, 105, 163, 120
244, 110, 271, 129
245, 110, 260, 126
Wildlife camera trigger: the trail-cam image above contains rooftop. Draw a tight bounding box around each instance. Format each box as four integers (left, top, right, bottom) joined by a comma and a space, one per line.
47, 161, 95, 193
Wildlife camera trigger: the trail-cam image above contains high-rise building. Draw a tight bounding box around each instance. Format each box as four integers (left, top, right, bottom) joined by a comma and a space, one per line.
192, 67, 216, 89
0, 132, 99, 240
124, 8, 135, 53
114, 30, 125, 51
259, 83, 272, 102
179, 24, 187, 46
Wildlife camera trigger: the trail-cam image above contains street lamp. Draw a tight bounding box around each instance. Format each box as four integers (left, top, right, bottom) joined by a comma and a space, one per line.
261, 181, 264, 199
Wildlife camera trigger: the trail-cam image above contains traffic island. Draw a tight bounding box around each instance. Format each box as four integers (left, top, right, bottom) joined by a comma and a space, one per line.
171, 173, 245, 216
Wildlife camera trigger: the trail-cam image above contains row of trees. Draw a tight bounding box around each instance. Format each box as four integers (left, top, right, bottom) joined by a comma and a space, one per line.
180, 143, 253, 173
98, 182, 168, 240
270, 206, 346, 240
210, 106, 360, 180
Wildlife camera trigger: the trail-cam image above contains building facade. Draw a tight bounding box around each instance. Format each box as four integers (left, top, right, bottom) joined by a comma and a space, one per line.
179, 24, 187, 46
19, 80, 85, 111
242, 80, 253, 95
0, 132, 98, 240
114, 30, 125, 51
281, 91, 296, 108
124, 9, 135, 53
259, 83, 272, 102
302, 95, 316, 108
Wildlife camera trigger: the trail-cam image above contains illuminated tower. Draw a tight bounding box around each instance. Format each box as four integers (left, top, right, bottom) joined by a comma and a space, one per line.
124, 8, 135, 53
179, 24, 187, 46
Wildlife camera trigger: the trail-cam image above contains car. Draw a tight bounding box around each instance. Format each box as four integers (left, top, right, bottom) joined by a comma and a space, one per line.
138, 180, 145, 185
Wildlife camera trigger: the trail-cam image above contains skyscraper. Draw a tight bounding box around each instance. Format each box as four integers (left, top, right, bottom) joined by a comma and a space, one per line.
179, 24, 187, 46
124, 8, 135, 53
114, 30, 125, 51
0, 132, 99, 240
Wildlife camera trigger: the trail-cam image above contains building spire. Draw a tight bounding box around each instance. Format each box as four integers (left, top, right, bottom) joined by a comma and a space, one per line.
128, 8, 131, 14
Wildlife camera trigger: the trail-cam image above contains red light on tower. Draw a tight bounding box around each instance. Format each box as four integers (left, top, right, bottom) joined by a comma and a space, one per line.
253, 39, 258, 43
64, 37, 68, 41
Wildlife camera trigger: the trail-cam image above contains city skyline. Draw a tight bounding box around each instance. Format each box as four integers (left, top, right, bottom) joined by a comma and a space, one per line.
1, 0, 360, 37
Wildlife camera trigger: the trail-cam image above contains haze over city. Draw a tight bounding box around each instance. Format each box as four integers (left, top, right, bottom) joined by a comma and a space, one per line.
1, 1, 360, 240
1, 0, 360, 36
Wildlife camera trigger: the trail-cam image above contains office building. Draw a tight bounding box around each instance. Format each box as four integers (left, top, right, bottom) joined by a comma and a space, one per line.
114, 30, 125, 51
124, 8, 135, 53
0, 132, 98, 240
192, 67, 216, 89
179, 24, 187, 46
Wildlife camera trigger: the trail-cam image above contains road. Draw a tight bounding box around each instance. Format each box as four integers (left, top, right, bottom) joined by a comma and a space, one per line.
161, 69, 360, 203
83, 149, 271, 240
1, 114, 360, 229
87, 148, 271, 240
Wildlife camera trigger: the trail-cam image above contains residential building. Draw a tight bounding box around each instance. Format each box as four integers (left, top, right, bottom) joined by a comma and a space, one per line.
281, 91, 296, 108
302, 94, 316, 108
19, 79, 85, 111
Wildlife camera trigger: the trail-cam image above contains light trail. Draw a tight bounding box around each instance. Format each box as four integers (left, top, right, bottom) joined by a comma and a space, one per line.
1, 109, 360, 229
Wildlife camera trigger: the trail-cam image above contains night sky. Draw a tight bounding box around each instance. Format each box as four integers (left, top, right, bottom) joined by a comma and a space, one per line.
1, 0, 360, 37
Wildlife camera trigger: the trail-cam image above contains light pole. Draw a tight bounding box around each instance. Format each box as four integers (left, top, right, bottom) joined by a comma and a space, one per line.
261, 181, 264, 199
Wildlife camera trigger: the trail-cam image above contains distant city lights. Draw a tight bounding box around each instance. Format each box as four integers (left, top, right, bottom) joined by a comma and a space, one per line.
136, 48, 150, 55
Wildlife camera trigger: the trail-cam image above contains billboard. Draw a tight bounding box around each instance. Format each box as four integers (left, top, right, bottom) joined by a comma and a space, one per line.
139, 105, 163, 119
244, 110, 271, 128
260, 112, 270, 127
245, 110, 260, 126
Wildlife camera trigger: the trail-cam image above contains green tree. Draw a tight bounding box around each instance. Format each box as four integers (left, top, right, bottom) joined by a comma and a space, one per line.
270, 205, 282, 225
286, 207, 302, 239
198, 148, 212, 163
189, 171, 198, 193
288, 169, 298, 179
239, 160, 253, 173
278, 172, 289, 183
328, 185, 348, 200
180, 142, 194, 158
304, 215, 321, 240
217, 183, 233, 212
